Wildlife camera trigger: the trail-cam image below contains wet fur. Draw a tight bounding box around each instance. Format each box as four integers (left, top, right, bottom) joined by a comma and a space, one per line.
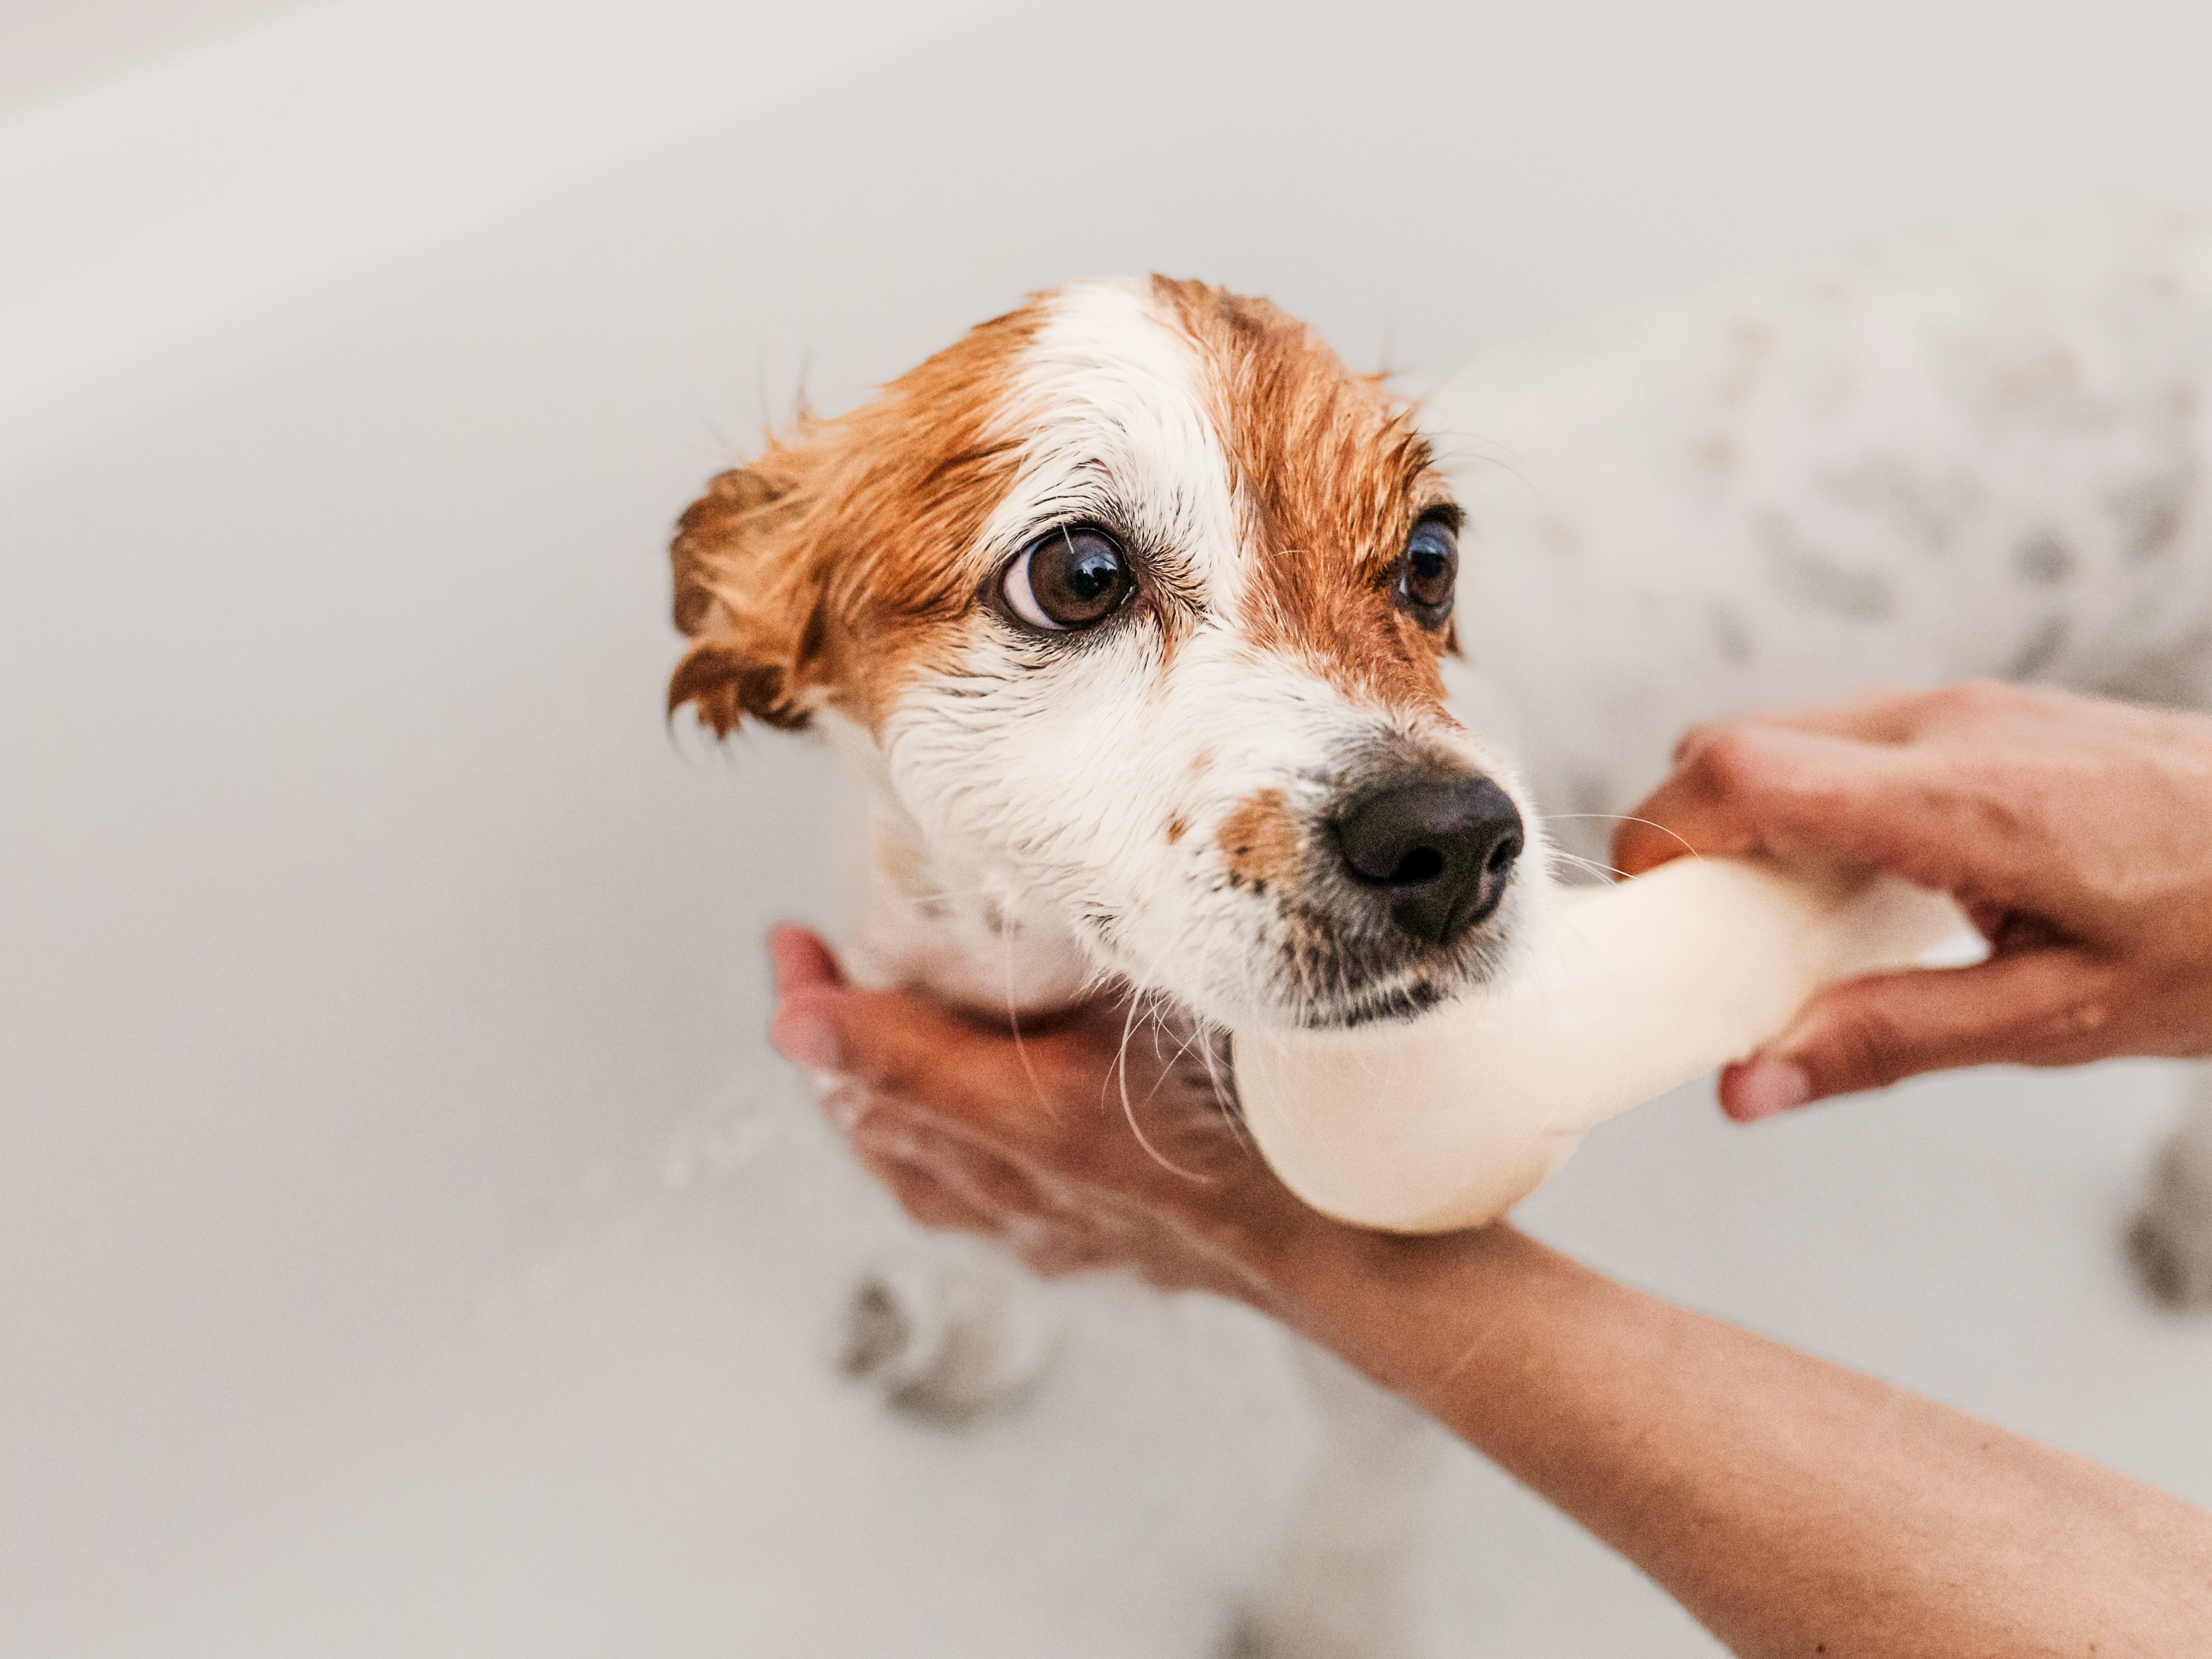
674, 201, 2212, 1659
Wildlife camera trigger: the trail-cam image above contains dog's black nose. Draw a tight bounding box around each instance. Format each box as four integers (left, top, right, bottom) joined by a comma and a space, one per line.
1333, 775, 1525, 946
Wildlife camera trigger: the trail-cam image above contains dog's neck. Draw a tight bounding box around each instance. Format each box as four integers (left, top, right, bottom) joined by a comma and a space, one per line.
816, 713, 1097, 1013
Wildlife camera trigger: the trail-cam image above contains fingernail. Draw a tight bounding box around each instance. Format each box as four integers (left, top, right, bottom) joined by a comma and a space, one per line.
1728, 1058, 1810, 1122
772, 1003, 843, 1072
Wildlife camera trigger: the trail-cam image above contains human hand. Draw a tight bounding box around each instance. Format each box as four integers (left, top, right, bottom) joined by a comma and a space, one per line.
1613, 681, 2212, 1119
766, 926, 1343, 1310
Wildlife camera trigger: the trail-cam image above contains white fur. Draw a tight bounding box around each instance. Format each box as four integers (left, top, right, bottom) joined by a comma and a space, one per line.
864, 276, 1540, 1031
1437, 201, 2212, 854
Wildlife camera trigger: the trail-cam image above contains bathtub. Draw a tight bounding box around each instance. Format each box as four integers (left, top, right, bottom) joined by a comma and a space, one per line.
5, 2, 2211, 1653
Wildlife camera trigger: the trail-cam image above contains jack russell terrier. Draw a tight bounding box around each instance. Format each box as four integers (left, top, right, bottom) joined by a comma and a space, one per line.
672, 200, 2212, 1657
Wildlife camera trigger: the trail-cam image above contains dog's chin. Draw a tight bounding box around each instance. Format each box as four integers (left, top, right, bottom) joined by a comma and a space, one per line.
1290, 963, 1479, 1030
1274, 897, 1524, 1032
1263, 937, 1515, 1032
1300, 976, 1457, 1030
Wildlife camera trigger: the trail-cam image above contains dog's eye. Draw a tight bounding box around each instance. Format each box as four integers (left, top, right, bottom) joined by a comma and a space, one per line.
1395, 518, 1459, 626
1002, 527, 1136, 632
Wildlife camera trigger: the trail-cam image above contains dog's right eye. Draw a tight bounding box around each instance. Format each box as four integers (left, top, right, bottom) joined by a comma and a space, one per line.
1001, 527, 1136, 632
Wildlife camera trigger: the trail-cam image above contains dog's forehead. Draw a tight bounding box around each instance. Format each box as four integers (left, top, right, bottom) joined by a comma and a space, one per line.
1150, 279, 1452, 695
965, 279, 1454, 710
985, 278, 1446, 597
974, 278, 1244, 599
1147, 274, 1445, 549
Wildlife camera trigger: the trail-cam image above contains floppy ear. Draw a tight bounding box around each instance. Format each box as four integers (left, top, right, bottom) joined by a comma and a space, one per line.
668, 431, 834, 735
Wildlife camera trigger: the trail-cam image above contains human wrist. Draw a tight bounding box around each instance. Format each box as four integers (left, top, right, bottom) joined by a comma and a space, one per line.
1240, 1214, 1552, 1397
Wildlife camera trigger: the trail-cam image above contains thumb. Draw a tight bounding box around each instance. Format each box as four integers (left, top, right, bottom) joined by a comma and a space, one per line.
1719, 948, 2124, 1120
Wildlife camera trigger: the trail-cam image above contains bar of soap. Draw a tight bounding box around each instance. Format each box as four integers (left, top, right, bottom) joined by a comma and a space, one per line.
1231, 858, 1975, 1233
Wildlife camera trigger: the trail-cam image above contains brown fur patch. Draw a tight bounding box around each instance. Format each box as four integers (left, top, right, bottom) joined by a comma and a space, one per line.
1164, 810, 1190, 844
1150, 277, 1457, 714
668, 301, 1045, 735
1217, 788, 1302, 890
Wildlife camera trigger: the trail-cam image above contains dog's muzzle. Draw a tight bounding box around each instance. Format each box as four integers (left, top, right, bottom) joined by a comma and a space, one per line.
1330, 774, 1525, 947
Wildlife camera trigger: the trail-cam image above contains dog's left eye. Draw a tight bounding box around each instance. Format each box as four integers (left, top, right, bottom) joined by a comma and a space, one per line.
1001, 527, 1137, 632
1395, 518, 1459, 626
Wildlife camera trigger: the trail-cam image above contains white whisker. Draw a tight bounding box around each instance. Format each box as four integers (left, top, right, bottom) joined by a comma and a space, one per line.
1109, 941, 1209, 1182
1548, 849, 1630, 884
998, 891, 1050, 1118
1543, 813, 1703, 862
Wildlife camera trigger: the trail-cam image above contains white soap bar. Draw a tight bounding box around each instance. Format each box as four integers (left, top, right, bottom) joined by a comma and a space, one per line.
1231, 858, 1975, 1233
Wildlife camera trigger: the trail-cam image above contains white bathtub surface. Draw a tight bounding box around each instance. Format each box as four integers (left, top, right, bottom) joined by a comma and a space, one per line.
5, 2, 2211, 1654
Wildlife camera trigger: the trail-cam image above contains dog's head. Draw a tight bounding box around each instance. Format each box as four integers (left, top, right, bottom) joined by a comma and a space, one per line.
671, 276, 1543, 1029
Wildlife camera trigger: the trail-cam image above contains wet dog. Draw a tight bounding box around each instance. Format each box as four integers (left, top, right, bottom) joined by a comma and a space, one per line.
673, 200, 2212, 1656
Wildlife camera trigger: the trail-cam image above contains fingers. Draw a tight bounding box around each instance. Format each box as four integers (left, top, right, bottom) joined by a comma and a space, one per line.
857, 1112, 1057, 1219
767, 933, 1104, 1180
1614, 681, 2073, 878
1612, 723, 2000, 892
1670, 683, 1934, 753
1719, 948, 2126, 1119
847, 1101, 1131, 1277
768, 926, 850, 1071
768, 940, 1211, 1158
767, 927, 1044, 1126
769, 923, 846, 993
1615, 723, 1876, 875
854, 1142, 1002, 1236
1664, 681, 2038, 763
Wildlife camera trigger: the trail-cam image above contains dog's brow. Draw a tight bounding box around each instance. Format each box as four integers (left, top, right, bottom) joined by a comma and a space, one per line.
925, 440, 1022, 488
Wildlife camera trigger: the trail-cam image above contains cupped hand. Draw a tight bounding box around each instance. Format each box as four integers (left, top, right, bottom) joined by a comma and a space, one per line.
1614, 681, 2212, 1118
766, 926, 1340, 1309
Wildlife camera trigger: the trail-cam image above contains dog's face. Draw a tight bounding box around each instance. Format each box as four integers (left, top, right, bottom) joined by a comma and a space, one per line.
672, 276, 1543, 1029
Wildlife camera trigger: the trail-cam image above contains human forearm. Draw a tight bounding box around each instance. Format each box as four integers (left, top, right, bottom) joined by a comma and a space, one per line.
1262, 1222, 2212, 1657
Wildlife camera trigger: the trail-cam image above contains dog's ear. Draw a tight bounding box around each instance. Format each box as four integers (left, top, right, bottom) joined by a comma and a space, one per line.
668, 430, 837, 735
